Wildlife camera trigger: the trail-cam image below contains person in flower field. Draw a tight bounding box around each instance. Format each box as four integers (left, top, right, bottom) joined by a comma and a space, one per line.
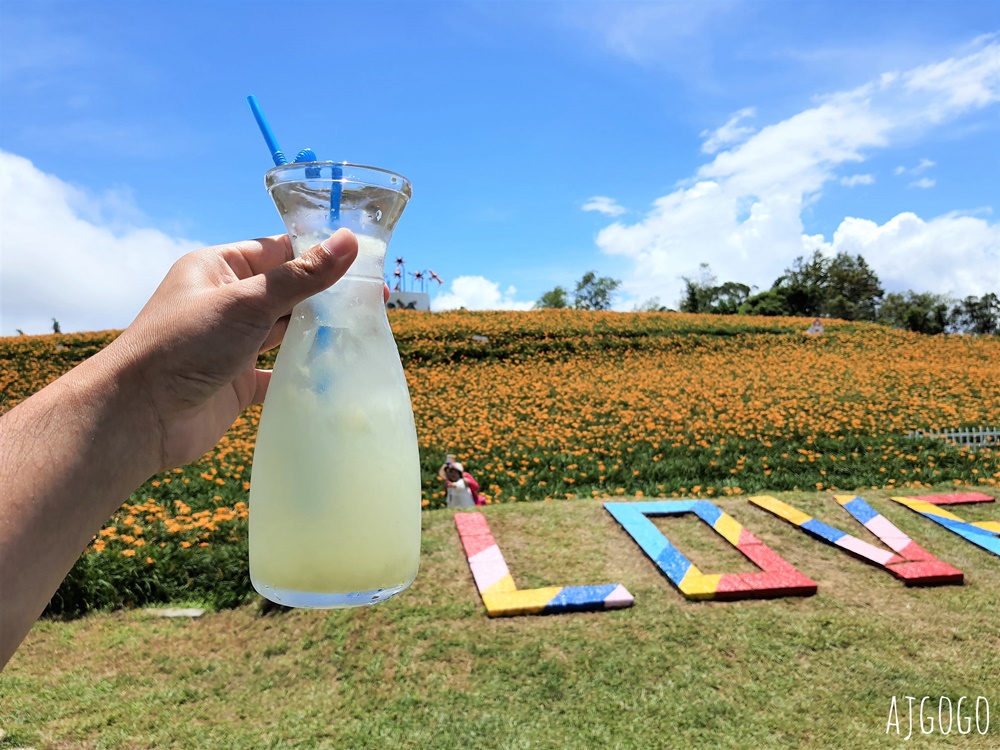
439, 455, 482, 508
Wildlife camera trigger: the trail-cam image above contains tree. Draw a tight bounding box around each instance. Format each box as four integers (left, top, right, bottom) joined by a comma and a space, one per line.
824, 252, 884, 321
678, 264, 750, 314
708, 281, 752, 314
51, 318, 61, 334
16, 329, 24, 336
772, 250, 883, 320
535, 286, 570, 309
635, 297, 669, 312
739, 288, 793, 317
573, 271, 621, 311
770, 252, 826, 317
679, 264, 716, 313
877, 291, 952, 334
951, 293, 1000, 335
678, 263, 716, 313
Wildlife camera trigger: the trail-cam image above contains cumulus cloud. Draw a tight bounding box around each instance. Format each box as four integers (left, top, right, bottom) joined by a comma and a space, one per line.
701, 108, 756, 154
595, 39, 1000, 308
811, 212, 999, 297
909, 177, 936, 189
431, 276, 534, 311
582, 196, 627, 217
0, 151, 202, 335
840, 174, 875, 187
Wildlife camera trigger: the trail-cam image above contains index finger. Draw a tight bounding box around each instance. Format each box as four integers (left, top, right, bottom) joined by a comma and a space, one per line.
216, 235, 295, 280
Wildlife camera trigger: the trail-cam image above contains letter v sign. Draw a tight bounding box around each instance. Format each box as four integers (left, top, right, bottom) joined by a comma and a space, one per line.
890, 493, 1000, 558
749, 495, 963, 585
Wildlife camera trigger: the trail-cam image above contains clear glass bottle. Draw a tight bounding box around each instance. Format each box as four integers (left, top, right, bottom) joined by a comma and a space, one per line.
249, 162, 420, 608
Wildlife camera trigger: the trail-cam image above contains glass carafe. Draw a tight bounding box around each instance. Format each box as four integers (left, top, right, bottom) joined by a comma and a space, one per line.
249, 162, 420, 608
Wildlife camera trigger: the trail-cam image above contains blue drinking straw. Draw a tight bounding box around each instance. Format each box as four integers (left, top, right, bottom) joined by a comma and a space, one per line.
329, 164, 342, 223
246, 96, 340, 220
297, 151, 343, 224
247, 95, 288, 167
295, 149, 322, 180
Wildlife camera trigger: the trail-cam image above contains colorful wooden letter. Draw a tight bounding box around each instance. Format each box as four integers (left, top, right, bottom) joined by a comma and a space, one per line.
603, 501, 816, 600
905, 492, 995, 506
748, 495, 963, 585
891, 494, 1000, 558
454, 512, 634, 617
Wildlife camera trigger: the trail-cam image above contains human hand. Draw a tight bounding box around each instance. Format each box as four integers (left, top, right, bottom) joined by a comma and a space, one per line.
106, 229, 386, 471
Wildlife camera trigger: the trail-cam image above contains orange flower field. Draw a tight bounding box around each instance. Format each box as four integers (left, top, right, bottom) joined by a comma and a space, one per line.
2, 311, 997, 613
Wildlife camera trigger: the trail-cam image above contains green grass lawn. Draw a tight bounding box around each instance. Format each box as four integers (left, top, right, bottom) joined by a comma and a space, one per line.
3, 490, 998, 749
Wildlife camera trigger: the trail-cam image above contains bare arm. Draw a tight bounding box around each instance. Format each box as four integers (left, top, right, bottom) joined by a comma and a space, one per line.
0, 230, 361, 668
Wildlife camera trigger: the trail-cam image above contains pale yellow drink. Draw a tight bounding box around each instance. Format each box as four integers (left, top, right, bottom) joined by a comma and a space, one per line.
249, 234, 421, 607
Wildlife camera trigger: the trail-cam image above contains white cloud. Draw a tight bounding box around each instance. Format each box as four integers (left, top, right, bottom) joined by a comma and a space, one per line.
815, 212, 999, 297
840, 174, 875, 187
904, 38, 1000, 119
594, 40, 1000, 308
0, 151, 202, 335
701, 108, 756, 154
582, 196, 627, 217
431, 276, 534, 311
909, 177, 936, 189
575, 2, 738, 67
896, 158, 936, 176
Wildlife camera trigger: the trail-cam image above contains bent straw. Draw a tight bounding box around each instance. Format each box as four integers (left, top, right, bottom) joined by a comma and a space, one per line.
295, 149, 321, 180
247, 95, 288, 167
246, 96, 340, 220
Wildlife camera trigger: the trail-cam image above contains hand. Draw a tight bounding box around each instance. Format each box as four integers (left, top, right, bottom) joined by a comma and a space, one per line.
0, 228, 395, 667
107, 229, 384, 471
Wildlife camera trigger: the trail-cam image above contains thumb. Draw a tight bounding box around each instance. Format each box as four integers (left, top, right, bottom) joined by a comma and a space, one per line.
248, 228, 359, 319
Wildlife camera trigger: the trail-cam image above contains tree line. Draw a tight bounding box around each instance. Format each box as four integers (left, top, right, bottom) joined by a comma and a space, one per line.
536, 251, 999, 335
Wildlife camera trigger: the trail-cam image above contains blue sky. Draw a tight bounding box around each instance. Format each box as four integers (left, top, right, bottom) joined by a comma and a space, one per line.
1, 0, 998, 333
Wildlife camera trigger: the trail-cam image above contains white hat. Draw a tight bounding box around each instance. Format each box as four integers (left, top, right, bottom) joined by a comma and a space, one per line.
450, 462, 464, 472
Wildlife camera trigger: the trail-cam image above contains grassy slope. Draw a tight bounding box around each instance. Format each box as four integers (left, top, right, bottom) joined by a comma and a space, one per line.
3, 490, 999, 749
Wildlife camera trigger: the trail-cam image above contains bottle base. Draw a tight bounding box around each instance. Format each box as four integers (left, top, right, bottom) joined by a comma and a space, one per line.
251, 578, 413, 609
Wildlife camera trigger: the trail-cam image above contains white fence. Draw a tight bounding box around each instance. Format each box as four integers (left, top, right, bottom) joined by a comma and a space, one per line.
907, 426, 1000, 445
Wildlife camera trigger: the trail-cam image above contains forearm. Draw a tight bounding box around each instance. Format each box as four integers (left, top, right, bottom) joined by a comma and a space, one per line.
0, 233, 358, 668
0, 342, 162, 667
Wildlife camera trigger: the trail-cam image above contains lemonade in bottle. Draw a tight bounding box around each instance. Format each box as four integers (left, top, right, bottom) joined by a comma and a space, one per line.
249, 163, 420, 607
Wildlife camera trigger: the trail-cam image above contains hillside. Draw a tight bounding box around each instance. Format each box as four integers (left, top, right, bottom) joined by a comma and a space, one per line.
0, 311, 997, 615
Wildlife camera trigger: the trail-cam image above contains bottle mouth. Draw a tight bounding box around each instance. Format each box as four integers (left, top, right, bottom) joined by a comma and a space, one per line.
265, 162, 412, 201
